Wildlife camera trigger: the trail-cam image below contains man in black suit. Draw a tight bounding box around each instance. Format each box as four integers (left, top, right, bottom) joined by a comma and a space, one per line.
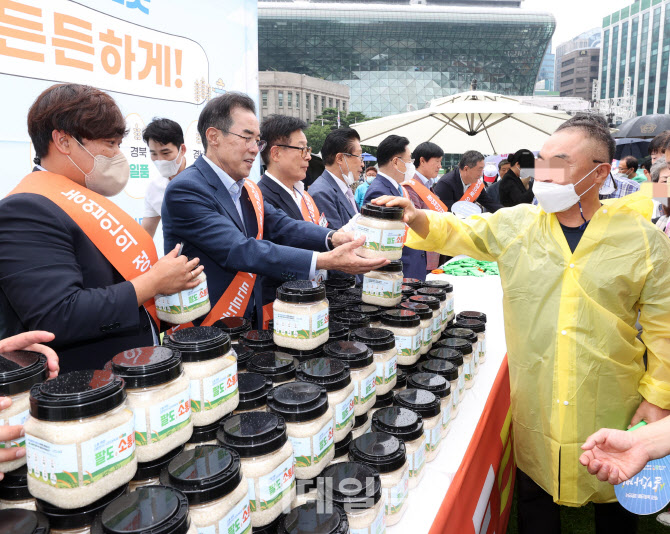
433, 150, 502, 213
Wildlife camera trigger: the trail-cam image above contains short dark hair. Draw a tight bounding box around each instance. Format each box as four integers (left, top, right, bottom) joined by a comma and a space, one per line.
321, 128, 361, 166
197, 92, 256, 151
28, 84, 126, 163
458, 150, 484, 170
621, 155, 638, 172
143, 118, 184, 148
555, 113, 616, 163
377, 135, 410, 167
640, 155, 653, 173
498, 159, 510, 170
649, 131, 670, 154
509, 149, 535, 168
260, 115, 308, 165
412, 142, 444, 167
365, 167, 377, 175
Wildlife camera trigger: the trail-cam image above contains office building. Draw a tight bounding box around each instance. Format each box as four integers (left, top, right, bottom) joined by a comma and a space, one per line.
555, 29, 601, 99
535, 43, 556, 93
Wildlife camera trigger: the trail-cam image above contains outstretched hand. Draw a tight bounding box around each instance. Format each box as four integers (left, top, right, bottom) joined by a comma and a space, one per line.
579, 428, 650, 485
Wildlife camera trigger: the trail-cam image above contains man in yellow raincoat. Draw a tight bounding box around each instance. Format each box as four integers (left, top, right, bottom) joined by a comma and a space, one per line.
373, 115, 670, 534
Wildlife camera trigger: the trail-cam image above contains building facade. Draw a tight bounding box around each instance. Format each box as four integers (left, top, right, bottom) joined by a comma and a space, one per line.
259, 72, 350, 123
535, 43, 556, 93
600, 0, 670, 115
554, 28, 601, 90
258, 1, 555, 117
557, 48, 601, 99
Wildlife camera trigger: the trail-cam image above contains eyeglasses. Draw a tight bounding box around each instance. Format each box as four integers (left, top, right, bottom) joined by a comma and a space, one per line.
343, 153, 364, 161
224, 130, 267, 151
275, 144, 312, 159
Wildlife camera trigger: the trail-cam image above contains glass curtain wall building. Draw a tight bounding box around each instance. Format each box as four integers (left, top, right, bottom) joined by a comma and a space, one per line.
258, 2, 555, 116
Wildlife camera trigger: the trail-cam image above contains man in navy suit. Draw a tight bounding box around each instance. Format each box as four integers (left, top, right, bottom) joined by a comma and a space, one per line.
162, 93, 386, 326
363, 135, 428, 280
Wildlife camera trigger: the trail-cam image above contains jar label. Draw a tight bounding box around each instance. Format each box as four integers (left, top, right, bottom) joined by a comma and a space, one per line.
335, 389, 356, 431
394, 334, 421, 357
473, 342, 480, 369
351, 498, 386, 534
354, 222, 383, 252
148, 388, 191, 443
464, 359, 473, 382
202, 361, 239, 411
362, 276, 402, 299
441, 305, 448, 323
381, 228, 405, 251
155, 277, 209, 315
432, 316, 441, 334
425, 424, 442, 452
133, 406, 148, 446
354, 372, 376, 406
0, 408, 29, 448
189, 379, 202, 414
459, 369, 465, 393
251, 454, 295, 512
274, 309, 329, 340
451, 383, 460, 407
407, 440, 425, 479
383, 466, 409, 516
291, 418, 334, 468
81, 415, 135, 486
25, 434, 79, 488
375, 355, 397, 386
217, 491, 252, 534
423, 325, 432, 347
446, 295, 454, 314
442, 400, 452, 429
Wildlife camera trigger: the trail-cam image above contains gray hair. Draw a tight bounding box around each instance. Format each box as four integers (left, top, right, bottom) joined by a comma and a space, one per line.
459, 150, 484, 170
651, 157, 668, 182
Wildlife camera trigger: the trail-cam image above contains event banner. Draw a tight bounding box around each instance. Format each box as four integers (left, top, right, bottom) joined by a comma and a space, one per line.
0, 0, 259, 250
430, 356, 515, 534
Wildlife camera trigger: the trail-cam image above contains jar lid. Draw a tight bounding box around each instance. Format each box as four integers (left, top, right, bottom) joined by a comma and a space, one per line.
237, 372, 273, 411
0, 509, 49, 534
217, 412, 287, 457
323, 341, 373, 369
95, 486, 191, 534
407, 372, 450, 398
296, 358, 351, 391
349, 432, 406, 473
393, 368, 407, 390
164, 326, 231, 362
133, 445, 185, 481
370, 260, 403, 273
187, 419, 221, 445
160, 445, 242, 505
342, 288, 363, 300
328, 323, 349, 342
317, 462, 381, 506
334, 431, 352, 458
418, 359, 458, 381
360, 203, 404, 221
408, 295, 440, 310
353, 412, 368, 429
401, 285, 415, 297
328, 299, 349, 314
282, 345, 325, 364
253, 512, 287, 534
0, 465, 30, 501
331, 311, 370, 331
399, 301, 432, 320
457, 311, 487, 323
240, 329, 275, 350
416, 287, 446, 301
351, 305, 382, 322
350, 328, 395, 352
29, 370, 126, 421
325, 277, 356, 291
110, 346, 182, 389
279, 502, 349, 534
422, 280, 453, 293
429, 347, 463, 367
277, 281, 326, 304
402, 278, 422, 289
0, 351, 48, 397
393, 388, 441, 418
232, 343, 255, 371
438, 337, 473, 355
444, 328, 477, 344
266, 382, 329, 422
212, 317, 252, 339
246, 351, 296, 383
37, 483, 127, 531
380, 309, 420, 328
453, 318, 486, 333
397, 361, 419, 376
371, 406, 423, 442
372, 390, 394, 409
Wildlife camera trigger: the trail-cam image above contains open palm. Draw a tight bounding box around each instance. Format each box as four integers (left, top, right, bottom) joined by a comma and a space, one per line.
579, 429, 651, 485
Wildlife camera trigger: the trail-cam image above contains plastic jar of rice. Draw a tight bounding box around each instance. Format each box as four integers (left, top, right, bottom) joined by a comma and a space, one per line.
394, 389, 443, 463
350, 328, 397, 395
409, 295, 441, 344
407, 372, 452, 438
164, 326, 239, 426
422, 280, 454, 322
418, 358, 460, 419
352, 413, 371, 440
110, 346, 193, 462
362, 260, 403, 306
349, 432, 409, 526
454, 318, 486, 373
0, 465, 35, 511
399, 301, 433, 355
323, 342, 376, 416
331, 311, 370, 332
393, 369, 407, 392
291, 477, 318, 509
0, 350, 48, 473
24, 370, 137, 509
281, 345, 325, 366
91, 485, 197, 534
240, 330, 276, 353
273, 281, 329, 351
184, 421, 219, 451
231, 343, 254, 373
0, 509, 49, 533
212, 316, 252, 343
234, 372, 273, 414
217, 412, 296, 528
457, 311, 487, 361
155, 272, 211, 325
129, 445, 184, 491
369, 391, 393, 420
371, 407, 425, 489
280, 501, 349, 533
329, 431, 352, 466
350, 305, 383, 328
438, 335, 474, 389
246, 352, 297, 385
380, 310, 422, 367
416, 287, 448, 331
355, 203, 405, 260
327, 323, 350, 343
266, 382, 335, 480
159, 445, 250, 534
316, 462, 385, 534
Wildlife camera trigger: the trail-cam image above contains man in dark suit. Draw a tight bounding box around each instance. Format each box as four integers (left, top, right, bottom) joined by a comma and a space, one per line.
362, 135, 428, 280
433, 150, 502, 213
162, 93, 386, 327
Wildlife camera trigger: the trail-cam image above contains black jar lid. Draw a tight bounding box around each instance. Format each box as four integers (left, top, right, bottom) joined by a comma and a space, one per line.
0, 351, 48, 397
398, 301, 432, 321
218, 412, 287, 457
454, 318, 486, 333
351, 305, 382, 322
394, 388, 441, 418
334, 432, 352, 458
281, 346, 325, 364
342, 288, 363, 302
380, 309, 420, 328
110, 346, 182, 389
371, 406, 423, 442
349, 432, 406, 473
29, 370, 126, 422
160, 445, 242, 506
246, 351, 296, 383
353, 413, 368, 429
457, 311, 487, 323
212, 317, 252, 340
444, 328, 477, 344
360, 203, 404, 221
94, 486, 191, 534
279, 501, 349, 534
187, 419, 221, 445
402, 278, 422, 289
372, 390, 394, 409
429, 347, 463, 366
332, 312, 370, 331
325, 276, 356, 291
401, 285, 415, 297
323, 341, 373, 369
253, 512, 286, 534
350, 328, 395, 352
317, 462, 381, 506
164, 326, 231, 362
240, 329, 275, 350
328, 323, 349, 342
397, 361, 419, 376
328, 299, 349, 314
297, 358, 351, 391
37, 483, 127, 531
0, 509, 49, 534
232, 343, 255, 371
418, 359, 458, 381
370, 260, 403, 273
237, 372, 273, 411
416, 287, 446, 302
133, 445, 185, 481
422, 280, 453, 293
267, 382, 329, 423
393, 368, 407, 390
407, 372, 450, 398
408, 295, 440, 310
277, 281, 326, 304
0, 465, 30, 501
437, 337, 473, 355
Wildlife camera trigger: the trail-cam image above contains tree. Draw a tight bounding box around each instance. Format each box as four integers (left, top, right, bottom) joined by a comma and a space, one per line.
304, 123, 332, 154
306, 109, 379, 155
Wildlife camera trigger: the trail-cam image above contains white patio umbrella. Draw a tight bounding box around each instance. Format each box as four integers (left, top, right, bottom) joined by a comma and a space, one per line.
351, 91, 571, 154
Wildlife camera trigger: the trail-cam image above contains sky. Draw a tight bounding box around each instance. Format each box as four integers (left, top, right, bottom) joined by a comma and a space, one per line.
522, 0, 634, 52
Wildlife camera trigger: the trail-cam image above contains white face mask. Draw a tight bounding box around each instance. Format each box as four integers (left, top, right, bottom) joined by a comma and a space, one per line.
533, 164, 602, 213
366, 175, 375, 183
599, 174, 615, 195
153, 147, 183, 179
68, 138, 130, 197
520, 168, 534, 179
338, 158, 356, 186
396, 158, 415, 182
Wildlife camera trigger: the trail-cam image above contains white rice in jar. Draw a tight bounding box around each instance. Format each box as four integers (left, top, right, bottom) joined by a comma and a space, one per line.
380, 310, 422, 367
421, 356, 461, 419
24, 371, 137, 509
409, 295, 441, 344
362, 260, 403, 307
416, 287, 448, 332
273, 281, 329, 351
323, 342, 376, 416
0, 465, 35, 511
400, 301, 433, 355
354, 203, 406, 260
439, 335, 475, 389
457, 312, 487, 365
350, 328, 397, 395
129, 445, 184, 491
155, 272, 211, 325
394, 388, 443, 463
454, 318, 486, 374
407, 372, 452, 438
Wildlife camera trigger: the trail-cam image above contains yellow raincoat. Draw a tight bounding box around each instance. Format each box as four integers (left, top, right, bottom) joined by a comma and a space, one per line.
406, 193, 670, 506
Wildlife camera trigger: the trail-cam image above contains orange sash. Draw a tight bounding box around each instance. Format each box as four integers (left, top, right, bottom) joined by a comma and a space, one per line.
299, 191, 321, 224
401, 178, 449, 213
8, 171, 160, 327
460, 181, 485, 203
